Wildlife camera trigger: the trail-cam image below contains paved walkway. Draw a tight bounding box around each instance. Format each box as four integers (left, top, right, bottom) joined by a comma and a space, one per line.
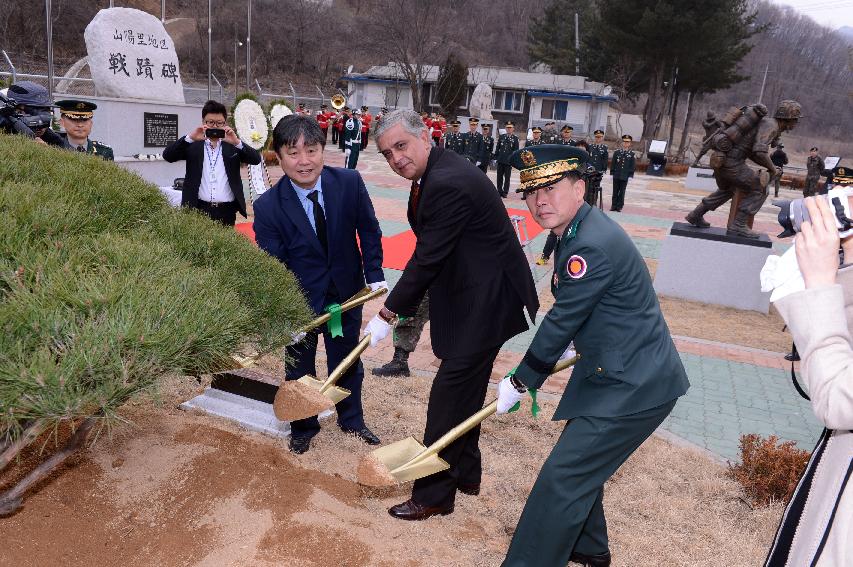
248, 146, 821, 463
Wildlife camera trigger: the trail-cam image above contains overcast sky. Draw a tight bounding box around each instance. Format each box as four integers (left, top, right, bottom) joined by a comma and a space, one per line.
772, 0, 853, 29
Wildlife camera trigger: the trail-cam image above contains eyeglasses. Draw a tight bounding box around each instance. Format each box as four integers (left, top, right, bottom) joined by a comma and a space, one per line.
204, 120, 227, 127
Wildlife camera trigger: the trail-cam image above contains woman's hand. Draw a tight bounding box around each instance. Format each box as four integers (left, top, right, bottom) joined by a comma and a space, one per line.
796, 196, 840, 288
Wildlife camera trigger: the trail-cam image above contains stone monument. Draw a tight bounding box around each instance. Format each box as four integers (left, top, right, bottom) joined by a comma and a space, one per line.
469, 83, 493, 120
84, 7, 185, 103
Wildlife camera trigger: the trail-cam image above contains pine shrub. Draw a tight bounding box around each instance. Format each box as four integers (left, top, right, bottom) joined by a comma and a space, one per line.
727, 433, 811, 507
0, 135, 312, 443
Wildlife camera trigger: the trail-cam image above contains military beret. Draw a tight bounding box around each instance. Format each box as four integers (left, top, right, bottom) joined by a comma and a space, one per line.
531, 126, 542, 133
621, 134, 633, 142
593, 129, 604, 136
810, 146, 818, 151
561, 125, 573, 132
7, 81, 52, 107
56, 99, 97, 118
832, 166, 852, 186
509, 145, 589, 194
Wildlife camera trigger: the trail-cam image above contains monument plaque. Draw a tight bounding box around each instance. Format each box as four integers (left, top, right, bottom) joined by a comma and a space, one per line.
143, 112, 178, 147
84, 7, 185, 103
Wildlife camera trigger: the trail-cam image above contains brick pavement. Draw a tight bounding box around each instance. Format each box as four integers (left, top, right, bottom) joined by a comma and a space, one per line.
250, 147, 820, 463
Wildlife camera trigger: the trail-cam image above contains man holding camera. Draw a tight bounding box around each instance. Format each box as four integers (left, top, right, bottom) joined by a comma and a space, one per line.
163, 100, 261, 226
1, 81, 64, 147
56, 100, 113, 160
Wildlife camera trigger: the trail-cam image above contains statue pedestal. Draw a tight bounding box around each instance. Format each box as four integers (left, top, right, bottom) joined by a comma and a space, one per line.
653, 222, 773, 313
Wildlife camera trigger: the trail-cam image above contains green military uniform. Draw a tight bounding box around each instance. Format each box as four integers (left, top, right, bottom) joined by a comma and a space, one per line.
479, 127, 494, 174
588, 131, 609, 172
804, 148, 825, 197
55, 99, 114, 161
462, 118, 485, 165
542, 122, 559, 144
494, 124, 520, 197
557, 125, 576, 146
443, 121, 465, 154
525, 126, 545, 148
609, 135, 635, 212
503, 145, 689, 567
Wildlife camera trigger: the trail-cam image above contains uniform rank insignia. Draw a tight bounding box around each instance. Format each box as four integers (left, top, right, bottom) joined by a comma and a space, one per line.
566, 255, 587, 279
520, 150, 536, 166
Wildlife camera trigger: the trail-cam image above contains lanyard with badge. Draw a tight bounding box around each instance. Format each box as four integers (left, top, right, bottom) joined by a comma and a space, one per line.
205, 141, 222, 195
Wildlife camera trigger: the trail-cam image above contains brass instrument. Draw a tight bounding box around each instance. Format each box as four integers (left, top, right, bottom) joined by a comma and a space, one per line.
331, 93, 346, 110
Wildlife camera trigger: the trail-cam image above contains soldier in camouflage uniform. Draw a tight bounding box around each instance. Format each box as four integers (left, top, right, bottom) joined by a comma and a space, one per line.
443, 120, 465, 154
372, 294, 430, 377
56, 100, 114, 160
685, 100, 802, 238
494, 122, 520, 198
462, 117, 485, 166
525, 126, 545, 147
803, 146, 825, 197
479, 123, 495, 174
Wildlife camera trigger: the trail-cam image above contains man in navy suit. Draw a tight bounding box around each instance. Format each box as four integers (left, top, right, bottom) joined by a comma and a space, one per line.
253, 114, 386, 454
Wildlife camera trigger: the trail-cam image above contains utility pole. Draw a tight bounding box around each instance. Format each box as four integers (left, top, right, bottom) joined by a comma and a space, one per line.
758, 62, 769, 104
161, 0, 166, 22
207, 0, 212, 100
246, 0, 252, 92
234, 23, 242, 100
45, 0, 53, 99
574, 13, 580, 76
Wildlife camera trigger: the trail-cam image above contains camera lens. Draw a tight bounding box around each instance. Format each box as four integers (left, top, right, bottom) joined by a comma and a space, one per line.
773, 199, 796, 238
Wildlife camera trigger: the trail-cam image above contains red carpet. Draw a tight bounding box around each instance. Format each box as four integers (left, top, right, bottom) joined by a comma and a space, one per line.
234, 208, 543, 271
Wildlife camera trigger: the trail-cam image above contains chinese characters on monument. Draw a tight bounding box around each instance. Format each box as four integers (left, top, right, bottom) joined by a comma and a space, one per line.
84, 7, 185, 103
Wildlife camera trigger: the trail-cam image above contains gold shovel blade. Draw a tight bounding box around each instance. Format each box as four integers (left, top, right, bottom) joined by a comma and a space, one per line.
297, 375, 351, 404
373, 437, 451, 483
273, 376, 336, 422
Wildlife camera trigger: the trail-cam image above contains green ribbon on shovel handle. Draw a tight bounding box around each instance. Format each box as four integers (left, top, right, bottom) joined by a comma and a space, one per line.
505, 366, 540, 417
325, 303, 343, 338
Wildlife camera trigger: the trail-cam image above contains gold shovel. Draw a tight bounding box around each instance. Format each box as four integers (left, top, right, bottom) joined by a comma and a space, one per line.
229, 286, 386, 369
273, 332, 372, 421
357, 356, 577, 487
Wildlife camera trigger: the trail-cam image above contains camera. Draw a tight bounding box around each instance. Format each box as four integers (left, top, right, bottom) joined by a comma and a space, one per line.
205, 128, 225, 139
774, 186, 853, 238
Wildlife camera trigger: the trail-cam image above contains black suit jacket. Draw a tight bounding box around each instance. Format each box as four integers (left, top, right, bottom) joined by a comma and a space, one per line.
162, 137, 262, 218
385, 148, 539, 359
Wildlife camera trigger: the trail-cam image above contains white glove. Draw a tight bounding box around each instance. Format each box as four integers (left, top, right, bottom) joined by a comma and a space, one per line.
288, 331, 307, 346
475, 161, 481, 167
368, 280, 388, 292
497, 376, 526, 414
363, 314, 391, 347
559, 343, 576, 361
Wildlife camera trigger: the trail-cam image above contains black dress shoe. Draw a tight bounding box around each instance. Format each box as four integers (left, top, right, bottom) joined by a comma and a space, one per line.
341, 426, 381, 445
388, 498, 454, 521
457, 482, 480, 496
569, 550, 611, 567
288, 435, 312, 454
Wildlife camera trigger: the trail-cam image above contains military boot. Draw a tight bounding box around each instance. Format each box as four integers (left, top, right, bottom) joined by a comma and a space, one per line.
371, 347, 411, 377
727, 212, 762, 239
685, 204, 711, 228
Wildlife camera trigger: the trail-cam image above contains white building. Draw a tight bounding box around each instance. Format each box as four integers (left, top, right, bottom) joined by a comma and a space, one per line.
342, 64, 616, 138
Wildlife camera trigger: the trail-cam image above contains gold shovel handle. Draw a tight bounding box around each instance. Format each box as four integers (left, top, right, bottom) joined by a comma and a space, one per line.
300, 286, 388, 334
319, 333, 372, 393
228, 287, 386, 369
407, 356, 579, 464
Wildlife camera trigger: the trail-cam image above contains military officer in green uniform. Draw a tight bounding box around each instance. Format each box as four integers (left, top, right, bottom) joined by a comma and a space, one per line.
56, 99, 114, 160
442, 120, 465, 154
525, 126, 545, 147
494, 122, 520, 198
479, 123, 494, 174
609, 134, 635, 212
462, 117, 485, 166
558, 124, 576, 146
588, 130, 608, 171
497, 145, 689, 567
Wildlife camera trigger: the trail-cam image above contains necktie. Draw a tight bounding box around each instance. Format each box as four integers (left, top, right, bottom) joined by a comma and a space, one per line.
77, 146, 85, 153
410, 180, 421, 218
306, 190, 328, 255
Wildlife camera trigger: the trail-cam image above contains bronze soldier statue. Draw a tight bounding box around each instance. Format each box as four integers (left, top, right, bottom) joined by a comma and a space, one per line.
685, 100, 802, 238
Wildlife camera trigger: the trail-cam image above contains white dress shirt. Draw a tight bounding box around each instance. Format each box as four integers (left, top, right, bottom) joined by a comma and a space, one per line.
184, 135, 244, 203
